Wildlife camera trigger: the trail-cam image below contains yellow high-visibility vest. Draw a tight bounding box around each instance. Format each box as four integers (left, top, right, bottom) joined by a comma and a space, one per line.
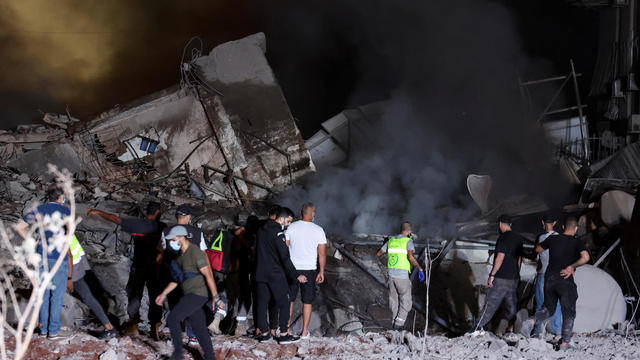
387, 236, 411, 272
70, 234, 85, 265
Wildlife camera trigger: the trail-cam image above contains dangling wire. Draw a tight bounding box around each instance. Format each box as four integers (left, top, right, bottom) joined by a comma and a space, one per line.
178, 36, 223, 96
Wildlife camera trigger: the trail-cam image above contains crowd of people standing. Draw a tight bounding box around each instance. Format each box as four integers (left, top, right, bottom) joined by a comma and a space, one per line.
13, 184, 593, 358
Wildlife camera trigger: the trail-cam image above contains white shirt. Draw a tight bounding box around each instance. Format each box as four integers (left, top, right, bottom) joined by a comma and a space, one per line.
285, 220, 327, 270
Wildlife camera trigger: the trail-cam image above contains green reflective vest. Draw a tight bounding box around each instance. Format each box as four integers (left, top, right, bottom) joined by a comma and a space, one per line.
70, 234, 85, 265
387, 236, 411, 272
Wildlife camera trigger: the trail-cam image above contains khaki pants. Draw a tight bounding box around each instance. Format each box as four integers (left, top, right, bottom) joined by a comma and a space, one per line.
389, 277, 412, 327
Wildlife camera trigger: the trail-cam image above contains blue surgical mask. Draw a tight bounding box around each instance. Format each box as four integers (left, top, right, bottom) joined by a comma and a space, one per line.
169, 240, 181, 251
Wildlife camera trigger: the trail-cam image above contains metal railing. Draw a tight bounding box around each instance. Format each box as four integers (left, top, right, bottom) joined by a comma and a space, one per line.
554, 136, 627, 164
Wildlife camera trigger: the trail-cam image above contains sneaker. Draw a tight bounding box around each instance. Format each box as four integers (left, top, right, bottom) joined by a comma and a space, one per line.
96, 328, 117, 340
187, 337, 198, 346
465, 330, 486, 337
520, 319, 534, 338
558, 342, 576, 351
255, 333, 272, 342
503, 332, 519, 343
49, 327, 73, 339
278, 334, 300, 344
300, 333, 310, 340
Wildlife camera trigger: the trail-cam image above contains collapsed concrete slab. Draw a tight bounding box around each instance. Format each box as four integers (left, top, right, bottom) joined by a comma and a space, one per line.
69, 33, 314, 203
0, 33, 314, 206
8, 143, 85, 177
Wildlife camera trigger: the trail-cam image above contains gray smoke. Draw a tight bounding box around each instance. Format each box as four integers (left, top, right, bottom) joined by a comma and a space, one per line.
278, 0, 573, 239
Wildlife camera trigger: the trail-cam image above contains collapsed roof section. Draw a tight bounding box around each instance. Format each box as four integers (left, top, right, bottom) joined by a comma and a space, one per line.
305, 102, 387, 170
1, 33, 315, 205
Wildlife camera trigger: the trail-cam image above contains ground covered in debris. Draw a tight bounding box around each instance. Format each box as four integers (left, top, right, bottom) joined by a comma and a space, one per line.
6, 330, 640, 360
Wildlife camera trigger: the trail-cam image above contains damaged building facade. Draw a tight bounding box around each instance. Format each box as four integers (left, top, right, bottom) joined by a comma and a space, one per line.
2, 32, 314, 207
0, 4, 639, 356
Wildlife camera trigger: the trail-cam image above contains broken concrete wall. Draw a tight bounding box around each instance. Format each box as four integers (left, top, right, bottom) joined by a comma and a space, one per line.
85, 89, 226, 183
194, 32, 315, 194
8, 143, 86, 177
67, 33, 314, 202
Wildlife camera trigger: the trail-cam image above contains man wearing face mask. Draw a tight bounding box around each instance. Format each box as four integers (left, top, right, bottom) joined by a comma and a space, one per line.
156, 226, 223, 360
159, 204, 208, 343
254, 207, 306, 344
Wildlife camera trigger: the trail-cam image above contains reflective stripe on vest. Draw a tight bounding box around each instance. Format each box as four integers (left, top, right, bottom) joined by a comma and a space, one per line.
387, 236, 411, 272
70, 234, 85, 265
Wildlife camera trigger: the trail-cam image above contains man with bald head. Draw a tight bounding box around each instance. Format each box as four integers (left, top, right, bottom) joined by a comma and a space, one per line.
285, 203, 327, 338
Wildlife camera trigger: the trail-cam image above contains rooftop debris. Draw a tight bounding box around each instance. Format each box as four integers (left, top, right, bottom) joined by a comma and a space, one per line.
0, 33, 315, 206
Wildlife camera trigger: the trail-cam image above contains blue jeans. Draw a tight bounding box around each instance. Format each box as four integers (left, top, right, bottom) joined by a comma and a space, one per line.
534, 272, 562, 334
40, 261, 68, 335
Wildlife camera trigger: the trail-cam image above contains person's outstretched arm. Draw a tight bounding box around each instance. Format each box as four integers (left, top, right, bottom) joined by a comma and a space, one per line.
87, 209, 121, 225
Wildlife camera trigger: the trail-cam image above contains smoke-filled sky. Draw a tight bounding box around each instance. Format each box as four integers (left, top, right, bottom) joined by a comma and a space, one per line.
1, 1, 597, 236
0, 0, 596, 133
276, 0, 597, 237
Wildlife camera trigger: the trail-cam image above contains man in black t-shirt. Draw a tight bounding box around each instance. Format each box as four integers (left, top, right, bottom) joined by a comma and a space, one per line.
521, 217, 590, 350
88, 202, 166, 337
473, 215, 523, 334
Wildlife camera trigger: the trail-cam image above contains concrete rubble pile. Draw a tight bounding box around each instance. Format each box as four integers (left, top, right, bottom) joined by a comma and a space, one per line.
9, 329, 640, 359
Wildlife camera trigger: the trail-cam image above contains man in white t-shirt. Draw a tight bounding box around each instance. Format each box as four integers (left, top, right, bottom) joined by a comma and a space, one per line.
285, 203, 327, 338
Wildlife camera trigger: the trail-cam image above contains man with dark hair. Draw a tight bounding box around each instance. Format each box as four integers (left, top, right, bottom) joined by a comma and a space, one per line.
87, 202, 166, 337
376, 221, 423, 330
286, 203, 327, 338
533, 214, 561, 337
249, 205, 282, 337
155, 225, 223, 360
521, 217, 590, 350
473, 215, 523, 336
14, 184, 74, 338
255, 207, 306, 344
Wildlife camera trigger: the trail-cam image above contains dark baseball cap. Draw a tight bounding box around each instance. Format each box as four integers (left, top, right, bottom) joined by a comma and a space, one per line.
497, 214, 512, 224
176, 204, 192, 216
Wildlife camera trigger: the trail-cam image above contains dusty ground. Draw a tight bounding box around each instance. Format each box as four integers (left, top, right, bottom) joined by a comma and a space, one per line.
5, 329, 640, 360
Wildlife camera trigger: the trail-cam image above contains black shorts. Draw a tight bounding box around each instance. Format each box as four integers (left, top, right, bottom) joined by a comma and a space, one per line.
289, 269, 317, 304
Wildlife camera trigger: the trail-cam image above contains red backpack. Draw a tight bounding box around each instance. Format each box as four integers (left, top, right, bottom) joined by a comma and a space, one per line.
206, 230, 231, 274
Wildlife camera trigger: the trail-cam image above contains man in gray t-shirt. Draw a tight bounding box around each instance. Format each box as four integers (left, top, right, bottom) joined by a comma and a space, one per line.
376, 221, 423, 330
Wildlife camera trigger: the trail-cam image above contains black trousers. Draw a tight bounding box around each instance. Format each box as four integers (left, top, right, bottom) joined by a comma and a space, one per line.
256, 279, 290, 334
167, 293, 215, 360
251, 273, 279, 330
534, 273, 578, 343
126, 265, 162, 323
